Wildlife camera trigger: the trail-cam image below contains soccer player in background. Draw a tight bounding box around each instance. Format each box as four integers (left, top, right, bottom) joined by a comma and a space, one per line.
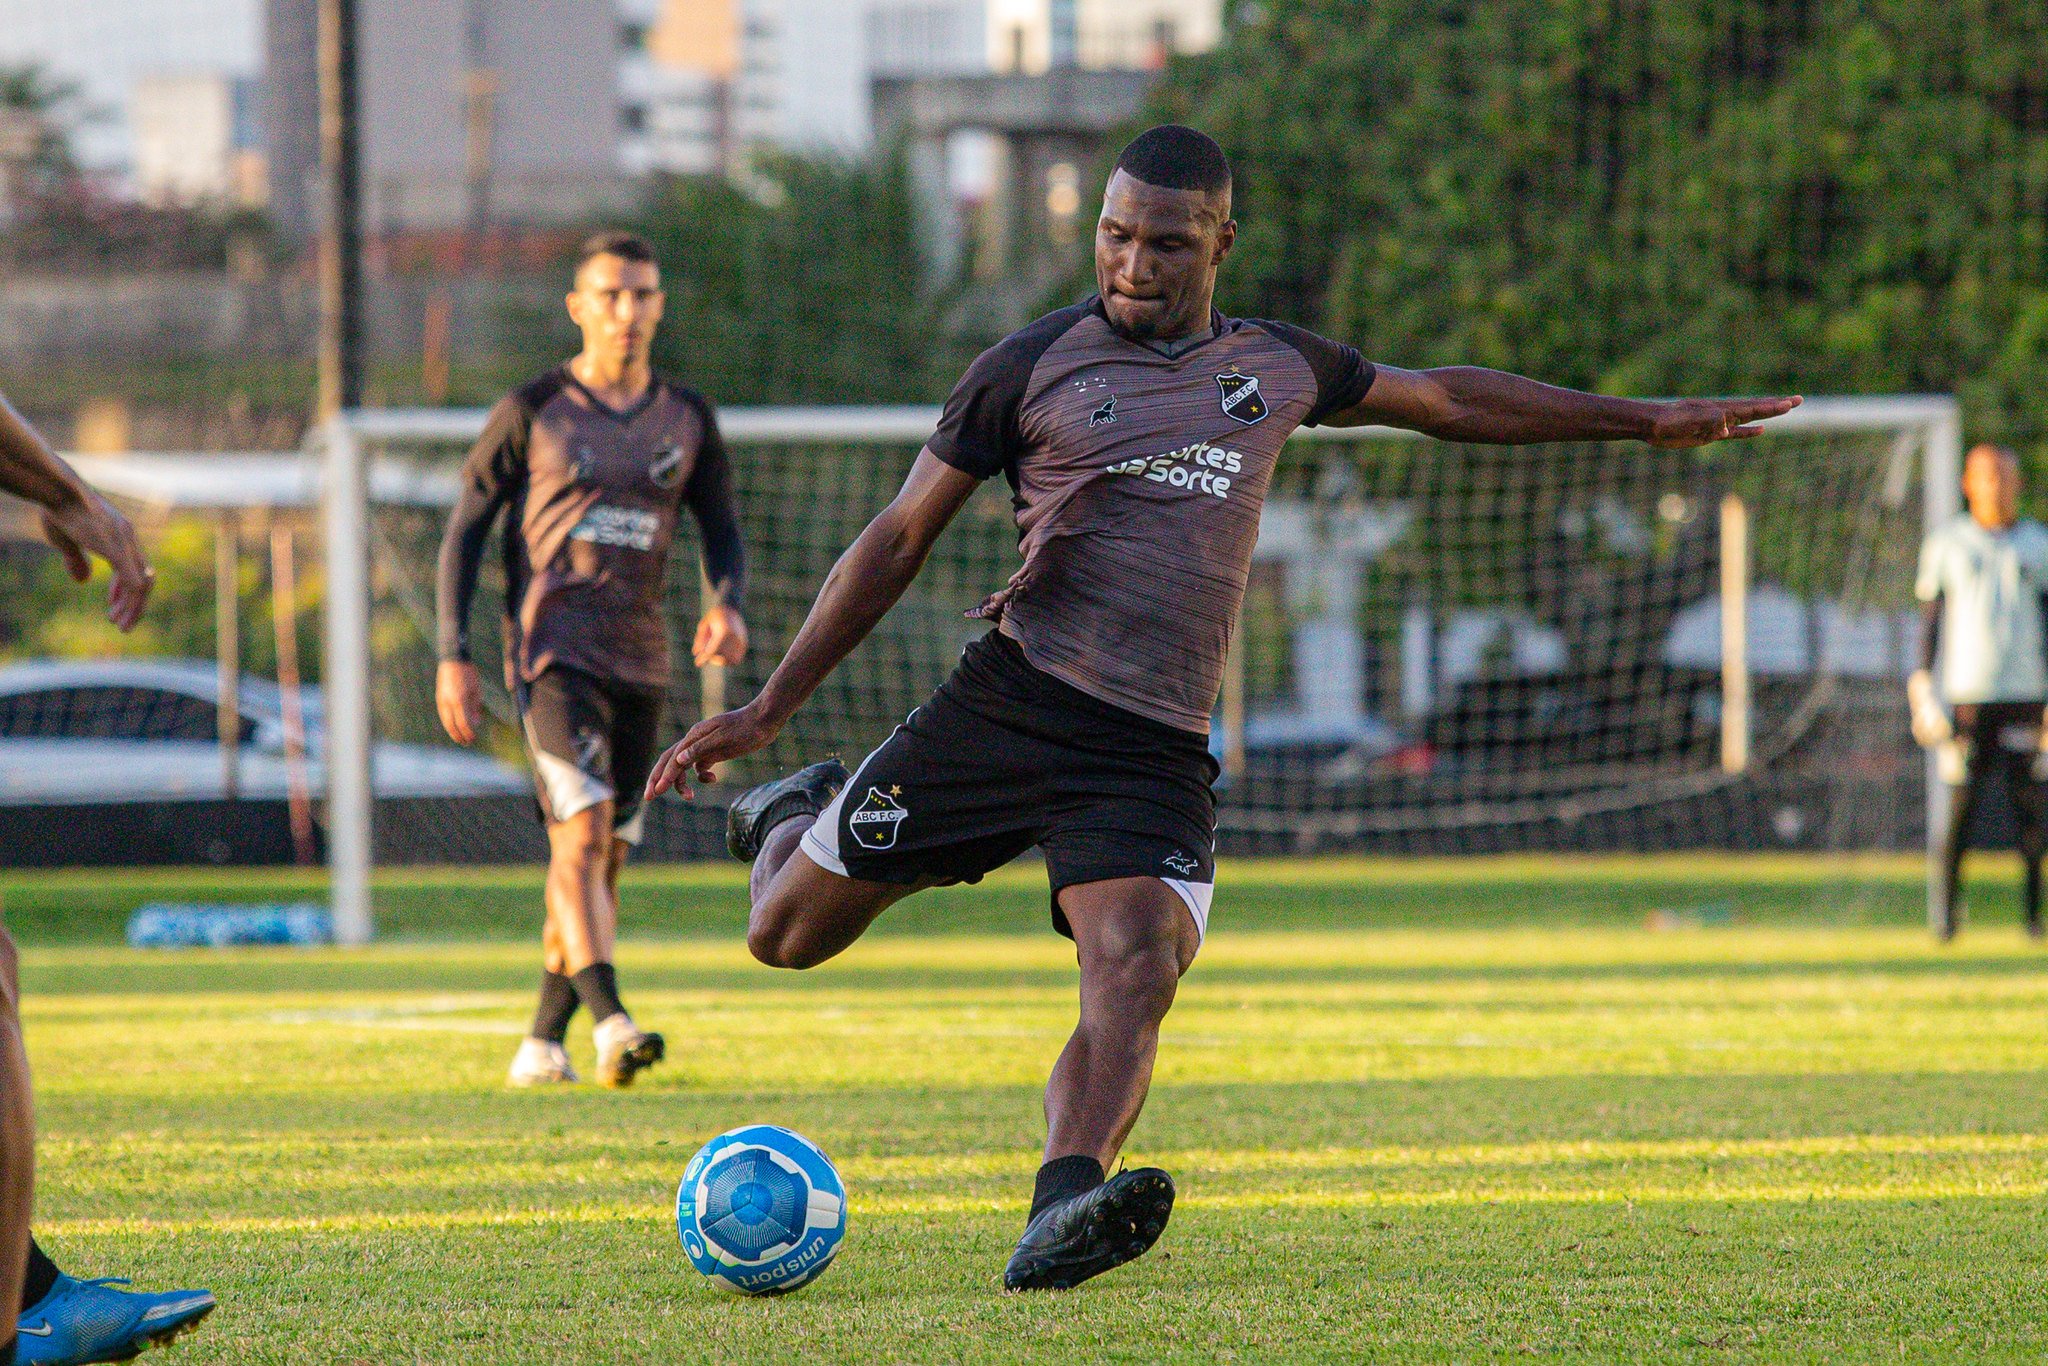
436, 231, 747, 1088
646, 125, 1798, 1289
0, 394, 217, 1362
1908, 442, 2048, 940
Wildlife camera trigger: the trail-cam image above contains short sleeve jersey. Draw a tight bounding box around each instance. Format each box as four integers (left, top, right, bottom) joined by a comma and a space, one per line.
929, 297, 1374, 733
1915, 514, 2048, 703
456, 367, 730, 691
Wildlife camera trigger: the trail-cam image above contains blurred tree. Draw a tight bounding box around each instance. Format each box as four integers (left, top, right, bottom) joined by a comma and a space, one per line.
1082, 0, 2048, 461
634, 150, 964, 404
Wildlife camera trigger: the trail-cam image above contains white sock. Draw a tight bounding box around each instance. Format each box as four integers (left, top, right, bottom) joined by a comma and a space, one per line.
593, 1013, 638, 1048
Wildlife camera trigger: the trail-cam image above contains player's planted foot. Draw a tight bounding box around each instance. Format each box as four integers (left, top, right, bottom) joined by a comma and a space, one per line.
1003, 1168, 1176, 1291
725, 760, 848, 861
593, 1013, 664, 1088
506, 1037, 580, 1087
16, 1275, 216, 1364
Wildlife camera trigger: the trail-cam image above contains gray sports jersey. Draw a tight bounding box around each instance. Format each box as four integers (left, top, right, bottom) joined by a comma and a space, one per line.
436, 367, 745, 691
929, 297, 1374, 733
1915, 514, 2048, 703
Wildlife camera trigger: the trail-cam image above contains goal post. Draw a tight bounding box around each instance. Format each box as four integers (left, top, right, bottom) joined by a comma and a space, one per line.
318, 396, 1960, 942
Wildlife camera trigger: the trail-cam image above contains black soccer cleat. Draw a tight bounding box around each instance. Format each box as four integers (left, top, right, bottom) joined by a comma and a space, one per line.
1002, 1167, 1175, 1292
725, 759, 849, 861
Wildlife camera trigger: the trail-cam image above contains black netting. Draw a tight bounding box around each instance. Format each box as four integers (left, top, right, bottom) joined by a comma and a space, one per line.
358, 417, 1927, 866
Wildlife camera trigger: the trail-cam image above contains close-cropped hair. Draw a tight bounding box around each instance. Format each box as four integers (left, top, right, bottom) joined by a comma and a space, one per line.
575, 230, 659, 273
1113, 125, 1232, 195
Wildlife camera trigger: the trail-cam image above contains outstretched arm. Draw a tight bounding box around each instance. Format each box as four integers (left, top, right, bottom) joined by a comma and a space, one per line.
645, 450, 981, 799
1325, 364, 1801, 449
0, 393, 152, 630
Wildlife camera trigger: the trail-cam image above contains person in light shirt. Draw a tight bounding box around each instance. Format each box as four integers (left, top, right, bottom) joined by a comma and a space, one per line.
1910, 442, 2048, 940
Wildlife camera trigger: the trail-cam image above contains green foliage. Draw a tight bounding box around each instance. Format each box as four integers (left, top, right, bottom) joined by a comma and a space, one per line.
0, 517, 321, 681
637, 152, 963, 404
1137, 0, 2048, 457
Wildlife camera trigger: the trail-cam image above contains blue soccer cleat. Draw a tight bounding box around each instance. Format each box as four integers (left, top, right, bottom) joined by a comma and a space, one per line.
15, 1274, 216, 1364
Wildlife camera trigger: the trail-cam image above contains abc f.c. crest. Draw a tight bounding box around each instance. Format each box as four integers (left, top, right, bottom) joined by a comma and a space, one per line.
1215, 371, 1268, 425
847, 786, 908, 851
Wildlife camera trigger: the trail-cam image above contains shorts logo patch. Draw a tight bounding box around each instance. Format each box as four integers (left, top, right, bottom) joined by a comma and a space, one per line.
847, 785, 908, 851
574, 726, 610, 781
649, 444, 689, 489
1216, 371, 1268, 425
1163, 851, 1199, 876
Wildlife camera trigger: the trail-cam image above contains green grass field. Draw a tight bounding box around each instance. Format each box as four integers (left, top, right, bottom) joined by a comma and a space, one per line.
9, 854, 2048, 1363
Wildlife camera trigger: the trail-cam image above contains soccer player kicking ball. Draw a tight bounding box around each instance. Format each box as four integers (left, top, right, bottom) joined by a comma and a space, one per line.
0, 394, 216, 1361
437, 231, 748, 1088
646, 126, 1798, 1290
1909, 443, 2048, 941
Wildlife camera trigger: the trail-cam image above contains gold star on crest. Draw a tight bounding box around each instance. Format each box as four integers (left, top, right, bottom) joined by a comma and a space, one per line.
890, 785, 902, 796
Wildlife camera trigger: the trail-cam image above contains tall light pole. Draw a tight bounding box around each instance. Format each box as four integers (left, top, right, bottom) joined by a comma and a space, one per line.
317, 0, 363, 418
317, 0, 373, 943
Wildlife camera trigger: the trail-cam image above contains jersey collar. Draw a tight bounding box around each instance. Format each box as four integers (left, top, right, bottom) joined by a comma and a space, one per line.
1086, 296, 1231, 360
560, 364, 663, 425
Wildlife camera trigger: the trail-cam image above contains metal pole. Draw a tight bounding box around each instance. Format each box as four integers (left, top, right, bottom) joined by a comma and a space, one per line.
1719, 493, 1750, 774
215, 512, 240, 800
1923, 405, 1964, 934
317, 0, 363, 419
270, 524, 319, 866
322, 415, 374, 944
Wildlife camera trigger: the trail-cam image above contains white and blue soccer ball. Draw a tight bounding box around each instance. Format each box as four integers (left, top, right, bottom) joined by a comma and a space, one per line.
676, 1124, 846, 1295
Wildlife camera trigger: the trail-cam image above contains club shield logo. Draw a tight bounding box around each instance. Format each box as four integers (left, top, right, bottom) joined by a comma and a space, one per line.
649, 445, 689, 489
847, 786, 908, 851
1216, 371, 1268, 425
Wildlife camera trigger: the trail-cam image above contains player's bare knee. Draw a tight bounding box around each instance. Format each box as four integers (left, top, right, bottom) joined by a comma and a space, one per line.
746, 906, 818, 970
548, 816, 610, 871
1082, 935, 1182, 1024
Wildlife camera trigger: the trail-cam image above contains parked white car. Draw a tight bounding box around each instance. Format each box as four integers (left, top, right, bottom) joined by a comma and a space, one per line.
0, 659, 526, 806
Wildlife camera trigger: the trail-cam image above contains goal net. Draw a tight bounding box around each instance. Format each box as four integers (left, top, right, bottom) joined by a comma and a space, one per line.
322, 397, 1956, 940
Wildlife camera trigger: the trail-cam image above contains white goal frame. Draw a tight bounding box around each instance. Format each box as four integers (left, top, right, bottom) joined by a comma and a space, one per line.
317, 396, 1960, 944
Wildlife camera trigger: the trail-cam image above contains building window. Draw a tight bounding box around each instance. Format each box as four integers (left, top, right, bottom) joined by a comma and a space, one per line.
620, 103, 647, 133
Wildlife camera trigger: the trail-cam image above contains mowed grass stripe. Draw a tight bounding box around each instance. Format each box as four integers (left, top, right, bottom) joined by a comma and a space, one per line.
14, 858, 2048, 1362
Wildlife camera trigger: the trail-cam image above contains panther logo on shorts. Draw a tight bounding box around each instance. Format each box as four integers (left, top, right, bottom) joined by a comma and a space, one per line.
1162, 851, 1199, 876
847, 786, 908, 851
574, 727, 610, 781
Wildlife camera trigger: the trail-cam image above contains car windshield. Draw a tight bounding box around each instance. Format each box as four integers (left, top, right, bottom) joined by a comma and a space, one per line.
0, 686, 255, 743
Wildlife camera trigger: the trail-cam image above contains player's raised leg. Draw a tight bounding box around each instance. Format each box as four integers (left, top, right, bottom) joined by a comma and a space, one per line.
725, 759, 933, 969
1002, 878, 1194, 1292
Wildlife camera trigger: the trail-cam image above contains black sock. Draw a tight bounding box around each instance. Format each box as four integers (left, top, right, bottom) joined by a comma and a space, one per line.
21, 1235, 59, 1310
571, 963, 626, 1025
529, 970, 579, 1043
1028, 1155, 1106, 1224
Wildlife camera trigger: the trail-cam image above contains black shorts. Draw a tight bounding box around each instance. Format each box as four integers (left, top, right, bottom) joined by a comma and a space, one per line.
801, 630, 1219, 942
517, 667, 663, 844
